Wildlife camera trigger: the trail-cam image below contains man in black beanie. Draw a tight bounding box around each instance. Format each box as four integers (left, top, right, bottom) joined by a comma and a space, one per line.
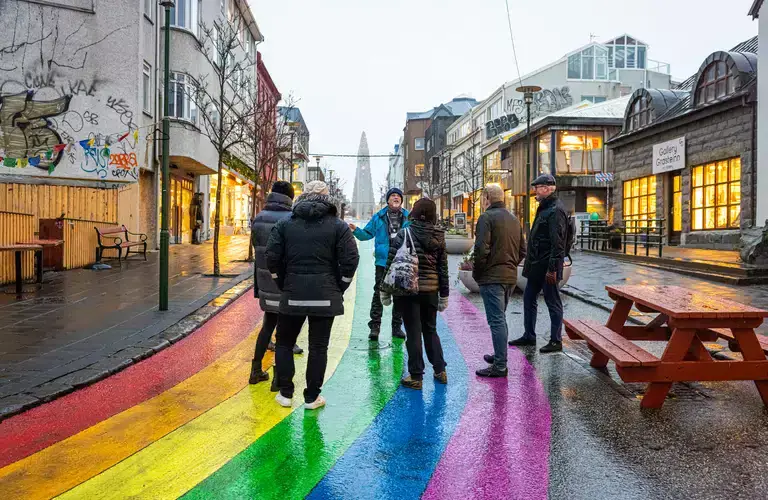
249, 181, 302, 386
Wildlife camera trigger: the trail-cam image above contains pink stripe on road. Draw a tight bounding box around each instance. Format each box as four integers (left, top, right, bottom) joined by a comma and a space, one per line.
423, 293, 551, 500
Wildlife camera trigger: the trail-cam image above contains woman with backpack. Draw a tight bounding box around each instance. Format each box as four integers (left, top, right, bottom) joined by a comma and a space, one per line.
380, 198, 449, 390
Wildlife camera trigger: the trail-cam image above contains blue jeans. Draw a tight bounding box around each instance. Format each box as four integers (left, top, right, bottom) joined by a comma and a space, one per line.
479, 284, 513, 371
523, 274, 563, 342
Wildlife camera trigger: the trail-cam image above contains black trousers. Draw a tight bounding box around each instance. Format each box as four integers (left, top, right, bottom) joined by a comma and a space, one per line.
394, 293, 446, 381
369, 265, 403, 332
252, 311, 279, 369
275, 314, 335, 403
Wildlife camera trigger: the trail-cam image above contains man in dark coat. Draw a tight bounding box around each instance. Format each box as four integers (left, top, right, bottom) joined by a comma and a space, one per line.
249, 181, 302, 386
473, 184, 525, 378
509, 174, 568, 354
266, 181, 360, 410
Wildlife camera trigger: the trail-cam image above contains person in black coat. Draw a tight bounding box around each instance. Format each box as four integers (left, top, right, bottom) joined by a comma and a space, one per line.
248, 181, 302, 386
381, 198, 449, 390
266, 181, 359, 410
509, 174, 568, 354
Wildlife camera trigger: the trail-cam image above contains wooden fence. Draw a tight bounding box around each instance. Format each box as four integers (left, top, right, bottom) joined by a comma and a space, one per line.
0, 183, 119, 223
0, 211, 36, 285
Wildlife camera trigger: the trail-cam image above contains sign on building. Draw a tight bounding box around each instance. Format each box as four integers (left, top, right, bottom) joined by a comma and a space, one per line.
453, 212, 466, 230
652, 136, 686, 174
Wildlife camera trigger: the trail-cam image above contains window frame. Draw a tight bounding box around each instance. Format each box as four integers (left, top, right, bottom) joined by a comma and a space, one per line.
626, 95, 652, 131
170, 0, 199, 34
144, 0, 153, 21
142, 61, 152, 115
555, 131, 604, 175
691, 158, 741, 231
414, 137, 425, 151
622, 175, 658, 232
168, 71, 198, 124
695, 61, 735, 106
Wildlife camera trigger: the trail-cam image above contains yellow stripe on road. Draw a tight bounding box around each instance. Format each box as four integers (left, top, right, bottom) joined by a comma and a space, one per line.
58, 276, 357, 500
0, 319, 268, 500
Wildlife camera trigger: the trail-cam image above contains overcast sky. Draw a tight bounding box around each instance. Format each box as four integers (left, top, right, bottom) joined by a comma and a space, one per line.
247, 0, 757, 199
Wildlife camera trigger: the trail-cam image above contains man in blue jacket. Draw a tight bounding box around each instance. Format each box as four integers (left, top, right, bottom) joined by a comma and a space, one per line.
349, 187, 409, 341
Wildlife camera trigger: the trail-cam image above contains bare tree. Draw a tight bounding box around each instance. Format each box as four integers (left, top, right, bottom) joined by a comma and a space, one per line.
454, 127, 484, 237
416, 158, 442, 201
189, 16, 257, 275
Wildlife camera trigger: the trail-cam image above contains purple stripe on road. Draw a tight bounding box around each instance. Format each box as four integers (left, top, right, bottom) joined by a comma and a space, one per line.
422, 293, 551, 500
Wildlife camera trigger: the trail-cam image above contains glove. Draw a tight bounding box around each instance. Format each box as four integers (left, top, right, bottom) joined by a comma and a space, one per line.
438, 296, 449, 312
380, 291, 392, 307
545, 271, 558, 285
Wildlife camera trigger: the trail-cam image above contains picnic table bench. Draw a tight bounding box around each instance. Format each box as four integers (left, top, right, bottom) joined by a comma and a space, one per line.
95, 225, 148, 265
565, 285, 768, 409
0, 244, 43, 295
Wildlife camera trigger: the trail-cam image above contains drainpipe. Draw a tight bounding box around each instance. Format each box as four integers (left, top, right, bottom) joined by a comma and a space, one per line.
751, 95, 758, 229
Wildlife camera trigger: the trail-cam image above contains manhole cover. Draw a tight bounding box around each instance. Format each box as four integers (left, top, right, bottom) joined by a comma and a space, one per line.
348, 338, 392, 351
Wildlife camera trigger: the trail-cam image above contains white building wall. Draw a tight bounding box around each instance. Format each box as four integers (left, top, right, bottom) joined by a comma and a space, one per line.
758, 7, 768, 225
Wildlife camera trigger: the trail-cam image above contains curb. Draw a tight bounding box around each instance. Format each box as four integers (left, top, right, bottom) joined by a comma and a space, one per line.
0, 273, 254, 422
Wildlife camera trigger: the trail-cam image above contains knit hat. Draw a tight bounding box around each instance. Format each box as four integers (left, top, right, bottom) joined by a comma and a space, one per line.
271, 180, 295, 200
386, 187, 404, 202
304, 180, 330, 196
410, 198, 437, 224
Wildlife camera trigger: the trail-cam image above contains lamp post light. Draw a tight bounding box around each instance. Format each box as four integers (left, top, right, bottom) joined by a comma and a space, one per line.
516, 85, 541, 235
159, 0, 175, 312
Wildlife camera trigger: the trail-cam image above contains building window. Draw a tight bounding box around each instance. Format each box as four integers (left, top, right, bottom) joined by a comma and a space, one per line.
143, 0, 153, 20
672, 175, 682, 232
169, 72, 198, 123
142, 62, 152, 114
415, 164, 425, 176
538, 135, 551, 174
626, 95, 651, 131
623, 176, 657, 231
555, 131, 603, 174
170, 0, 199, 32
582, 95, 607, 103
414, 138, 425, 150
691, 158, 741, 230
484, 151, 501, 183
695, 61, 735, 106
567, 45, 609, 81
606, 35, 646, 70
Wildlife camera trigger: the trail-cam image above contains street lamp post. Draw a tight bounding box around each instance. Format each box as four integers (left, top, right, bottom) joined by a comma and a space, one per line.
289, 132, 294, 183
159, 0, 175, 312
516, 85, 541, 235
447, 151, 452, 223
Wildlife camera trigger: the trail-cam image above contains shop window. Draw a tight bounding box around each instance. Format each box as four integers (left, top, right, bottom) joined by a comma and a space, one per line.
695, 61, 735, 106
555, 131, 603, 174
538, 136, 551, 175
691, 158, 741, 230
672, 175, 682, 232
626, 95, 652, 131
622, 176, 657, 232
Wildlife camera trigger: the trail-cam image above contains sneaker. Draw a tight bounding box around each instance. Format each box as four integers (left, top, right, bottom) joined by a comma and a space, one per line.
369, 330, 380, 341
401, 376, 423, 390
268, 341, 275, 351
392, 328, 406, 340
292, 344, 304, 355
476, 366, 508, 378
508, 336, 537, 347
304, 396, 326, 410
275, 393, 292, 407
434, 371, 448, 384
539, 341, 563, 353
483, 354, 495, 364
248, 368, 269, 385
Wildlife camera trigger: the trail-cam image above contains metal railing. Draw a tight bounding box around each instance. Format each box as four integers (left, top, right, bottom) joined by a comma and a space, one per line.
579, 219, 666, 258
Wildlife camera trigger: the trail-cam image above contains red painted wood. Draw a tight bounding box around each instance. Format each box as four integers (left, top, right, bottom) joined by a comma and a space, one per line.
568, 320, 660, 367
0, 292, 263, 468
640, 328, 696, 409
618, 361, 768, 382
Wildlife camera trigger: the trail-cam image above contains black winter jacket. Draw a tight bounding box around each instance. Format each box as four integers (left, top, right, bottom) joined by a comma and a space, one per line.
385, 220, 449, 297
522, 194, 568, 280
472, 201, 525, 286
251, 192, 293, 312
266, 193, 359, 317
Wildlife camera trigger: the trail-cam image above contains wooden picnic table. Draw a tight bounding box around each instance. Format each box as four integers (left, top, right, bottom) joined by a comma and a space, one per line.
17, 239, 64, 284
565, 284, 768, 409
0, 244, 43, 295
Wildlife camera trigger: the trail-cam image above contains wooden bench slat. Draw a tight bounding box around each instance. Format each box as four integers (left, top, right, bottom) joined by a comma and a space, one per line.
565, 319, 661, 367
710, 328, 768, 354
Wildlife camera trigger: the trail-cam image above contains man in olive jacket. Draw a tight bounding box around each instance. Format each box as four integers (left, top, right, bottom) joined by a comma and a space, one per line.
509, 174, 568, 354
473, 184, 525, 378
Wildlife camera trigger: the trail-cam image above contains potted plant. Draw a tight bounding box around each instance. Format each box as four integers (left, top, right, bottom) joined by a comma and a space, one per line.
516, 258, 573, 293
445, 228, 474, 255
608, 225, 622, 250
457, 251, 480, 293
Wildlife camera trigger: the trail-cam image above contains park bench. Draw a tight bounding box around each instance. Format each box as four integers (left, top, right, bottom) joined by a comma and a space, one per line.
95, 225, 148, 265
566, 284, 768, 409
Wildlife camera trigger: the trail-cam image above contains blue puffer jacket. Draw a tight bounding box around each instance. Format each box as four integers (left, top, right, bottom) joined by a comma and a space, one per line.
352, 206, 410, 267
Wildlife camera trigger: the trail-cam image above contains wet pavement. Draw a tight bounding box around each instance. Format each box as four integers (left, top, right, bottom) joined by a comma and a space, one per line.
0, 236, 253, 419
1, 240, 768, 499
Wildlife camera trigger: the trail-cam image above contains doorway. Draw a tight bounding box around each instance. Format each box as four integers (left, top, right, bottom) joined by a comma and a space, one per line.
668, 172, 682, 245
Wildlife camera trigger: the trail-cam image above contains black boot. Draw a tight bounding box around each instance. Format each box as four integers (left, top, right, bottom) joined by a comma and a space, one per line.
369, 329, 380, 341
248, 361, 269, 385
539, 341, 563, 353
292, 344, 304, 355
509, 336, 537, 347
392, 327, 406, 340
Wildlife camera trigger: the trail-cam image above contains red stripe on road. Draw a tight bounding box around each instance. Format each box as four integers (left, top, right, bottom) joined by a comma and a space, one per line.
0, 291, 262, 468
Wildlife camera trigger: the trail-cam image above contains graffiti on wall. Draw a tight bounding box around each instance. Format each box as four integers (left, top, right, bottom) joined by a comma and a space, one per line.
505, 86, 573, 119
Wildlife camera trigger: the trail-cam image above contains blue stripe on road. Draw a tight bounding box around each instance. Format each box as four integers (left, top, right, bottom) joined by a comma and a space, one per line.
307, 313, 469, 499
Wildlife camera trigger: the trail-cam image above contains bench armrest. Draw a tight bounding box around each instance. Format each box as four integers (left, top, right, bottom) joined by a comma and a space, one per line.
99, 235, 123, 246
126, 231, 148, 242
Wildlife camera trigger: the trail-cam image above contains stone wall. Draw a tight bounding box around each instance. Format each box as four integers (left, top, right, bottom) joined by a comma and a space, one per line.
610, 102, 756, 249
